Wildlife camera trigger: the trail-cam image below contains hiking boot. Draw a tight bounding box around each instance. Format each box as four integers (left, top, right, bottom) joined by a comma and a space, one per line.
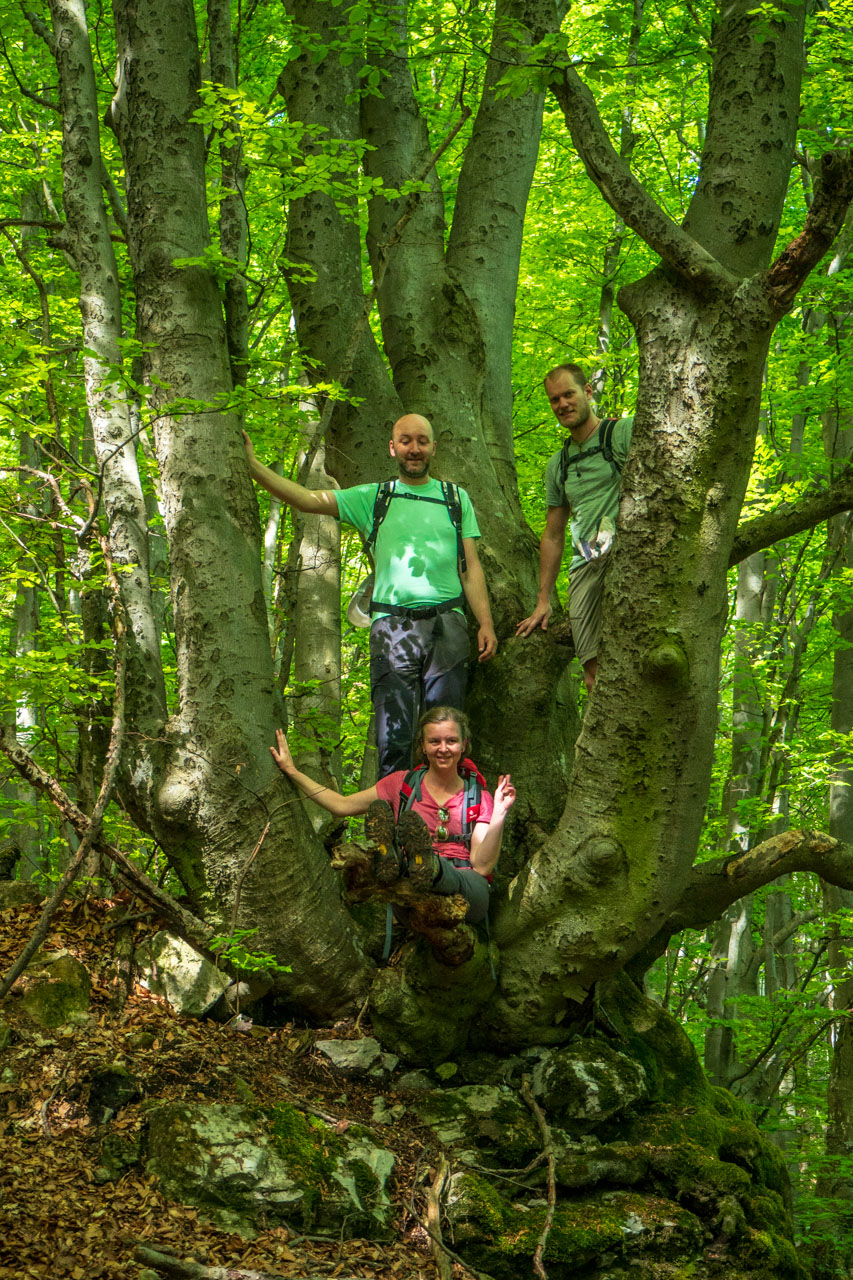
398, 810, 441, 892
365, 800, 401, 885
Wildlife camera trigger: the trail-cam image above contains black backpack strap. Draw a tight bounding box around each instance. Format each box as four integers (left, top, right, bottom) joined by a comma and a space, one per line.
559, 417, 622, 490
366, 480, 395, 556
440, 480, 467, 574
598, 418, 622, 474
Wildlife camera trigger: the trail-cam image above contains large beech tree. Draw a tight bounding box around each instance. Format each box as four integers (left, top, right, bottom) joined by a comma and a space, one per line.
4, 0, 853, 1058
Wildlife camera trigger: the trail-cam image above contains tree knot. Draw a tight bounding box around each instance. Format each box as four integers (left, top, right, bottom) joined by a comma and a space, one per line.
570, 836, 627, 889
644, 639, 689, 687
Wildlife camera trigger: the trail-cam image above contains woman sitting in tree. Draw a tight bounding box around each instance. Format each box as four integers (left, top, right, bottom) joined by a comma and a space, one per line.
271, 706, 515, 923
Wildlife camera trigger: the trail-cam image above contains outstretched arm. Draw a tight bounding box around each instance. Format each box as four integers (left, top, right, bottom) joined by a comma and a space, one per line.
516, 505, 570, 636
469, 775, 516, 876
271, 729, 377, 816
244, 432, 340, 517
460, 537, 497, 661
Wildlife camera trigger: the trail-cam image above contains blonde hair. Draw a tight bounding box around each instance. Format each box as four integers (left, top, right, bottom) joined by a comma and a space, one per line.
414, 705, 470, 764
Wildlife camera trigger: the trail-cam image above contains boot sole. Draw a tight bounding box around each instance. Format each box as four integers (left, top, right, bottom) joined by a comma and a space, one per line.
398, 810, 438, 891
365, 800, 400, 885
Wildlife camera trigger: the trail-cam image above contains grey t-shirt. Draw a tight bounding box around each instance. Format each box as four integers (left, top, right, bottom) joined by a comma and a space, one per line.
544, 416, 633, 571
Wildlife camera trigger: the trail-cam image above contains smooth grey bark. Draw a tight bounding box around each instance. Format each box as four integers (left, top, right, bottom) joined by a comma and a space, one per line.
48, 0, 167, 802
484, 0, 853, 1045
593, 0, 643, 396
207, 0, 249, 391
79, 0, 372, 1014
291, 440, 343, 817
703, 552, 769, 1089
4, 430, 45, 879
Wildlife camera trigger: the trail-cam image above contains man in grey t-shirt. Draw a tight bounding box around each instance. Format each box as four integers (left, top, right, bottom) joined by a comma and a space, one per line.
516, 363, 632, 693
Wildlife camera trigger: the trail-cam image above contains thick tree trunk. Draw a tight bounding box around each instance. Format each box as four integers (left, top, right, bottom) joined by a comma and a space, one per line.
91, 0, 372, 1014
480, 0, 814, 1046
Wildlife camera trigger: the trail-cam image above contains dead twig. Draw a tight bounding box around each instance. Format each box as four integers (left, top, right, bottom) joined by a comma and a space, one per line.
40, 1055, 74, 1138
134, 1243, 361, 1279
427, 1155, 453, 1280
521, 1076, 557, 1280
406, 1165, 496, 1280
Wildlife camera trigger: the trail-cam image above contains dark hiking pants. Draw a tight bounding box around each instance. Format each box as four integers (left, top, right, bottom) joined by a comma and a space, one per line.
433, 857, 490, 923
370, 610, 469, 776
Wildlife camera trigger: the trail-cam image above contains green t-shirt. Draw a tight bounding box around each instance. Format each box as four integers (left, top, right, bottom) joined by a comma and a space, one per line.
336, 478, 480, 615
544, 416, 633, 571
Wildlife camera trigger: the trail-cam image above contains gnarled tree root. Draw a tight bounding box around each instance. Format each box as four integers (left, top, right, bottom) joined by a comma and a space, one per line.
332, 842, 475, 966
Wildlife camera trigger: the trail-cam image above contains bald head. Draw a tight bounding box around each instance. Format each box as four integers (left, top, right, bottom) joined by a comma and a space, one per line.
392, 413, 433, 442
389, 413, 436, 483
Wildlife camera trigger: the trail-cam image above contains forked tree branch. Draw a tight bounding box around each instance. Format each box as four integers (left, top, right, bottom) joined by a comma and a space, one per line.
764, 148, 853, 313
630, 829, 853, 975
675, 830, 853, 939
549, 66, 737, 297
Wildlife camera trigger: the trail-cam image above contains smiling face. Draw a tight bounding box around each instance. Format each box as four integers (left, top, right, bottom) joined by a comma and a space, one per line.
389, 414, 436, 482
545, 369, 594, 435
421, 717, 466, 774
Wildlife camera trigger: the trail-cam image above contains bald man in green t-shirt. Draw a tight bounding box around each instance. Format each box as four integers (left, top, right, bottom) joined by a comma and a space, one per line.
245, 415, 497, 775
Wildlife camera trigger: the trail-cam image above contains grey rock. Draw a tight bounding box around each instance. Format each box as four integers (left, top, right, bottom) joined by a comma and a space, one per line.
0, 881, 43, 909
145, 1100, 395, 1239
530, 1039, 648, 1130
397, 1069, 434, 1091
410, 1084, 539, 1165
136, 931, 229, 1017
20, 951, 91, 1028
88, 1063, 143, 1120
315, 1037, 386, 1077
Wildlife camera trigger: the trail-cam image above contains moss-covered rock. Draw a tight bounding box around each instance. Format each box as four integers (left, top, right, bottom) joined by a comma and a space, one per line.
530, 1037, 649, 1131
553, 1137, 649, 1190
446, 1172, 706, 1279
19, 951, 90, 1028
410, 1084, 539, 1165
94, 1130, 143, 1184
144, 1101, 395, 1239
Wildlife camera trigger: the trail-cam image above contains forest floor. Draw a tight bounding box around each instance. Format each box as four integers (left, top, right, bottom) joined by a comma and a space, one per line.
0, 897, 452, 1280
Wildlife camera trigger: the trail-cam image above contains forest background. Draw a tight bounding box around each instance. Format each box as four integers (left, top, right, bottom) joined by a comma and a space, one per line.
2, 0, 853, 1267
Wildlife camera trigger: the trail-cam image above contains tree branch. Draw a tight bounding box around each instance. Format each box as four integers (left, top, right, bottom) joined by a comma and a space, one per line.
630, 830, 853, 976
0, 543, 127, 1000
730, 466, 853, 565
549, 65, 736, 297
764, 148, 853, 313
675, 830, 853, 936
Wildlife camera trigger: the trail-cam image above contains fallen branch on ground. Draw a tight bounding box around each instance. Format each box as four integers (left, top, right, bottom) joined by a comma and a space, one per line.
521, 1075, 557, 1280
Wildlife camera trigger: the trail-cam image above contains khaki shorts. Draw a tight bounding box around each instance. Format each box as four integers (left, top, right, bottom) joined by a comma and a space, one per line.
568, 552, 609, 666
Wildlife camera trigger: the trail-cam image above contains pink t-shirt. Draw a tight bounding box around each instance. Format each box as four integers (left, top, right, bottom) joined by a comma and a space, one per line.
376, 769, 494, 863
